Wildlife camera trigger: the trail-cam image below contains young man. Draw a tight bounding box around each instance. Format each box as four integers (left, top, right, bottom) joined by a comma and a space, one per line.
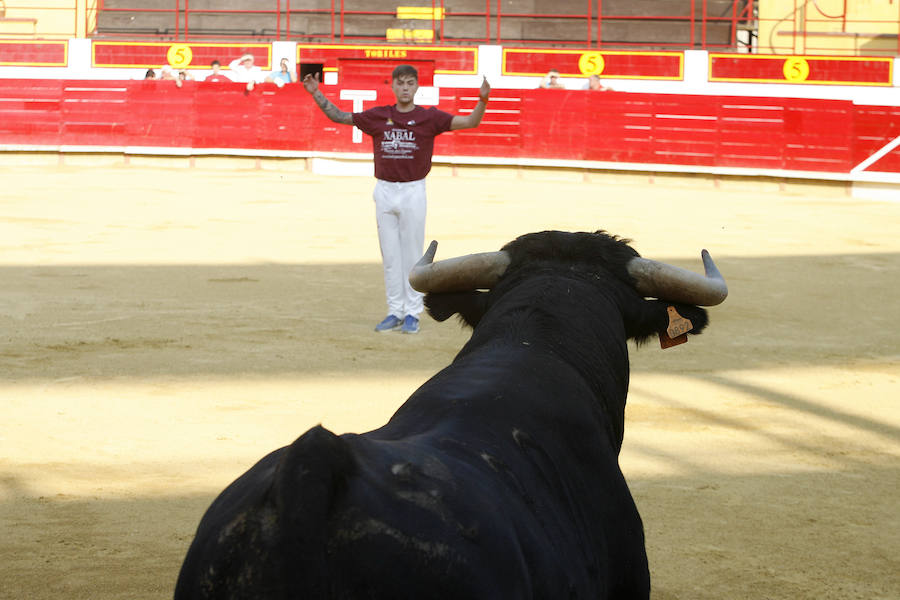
204, 60, 231, 83
302, 65, 490, 334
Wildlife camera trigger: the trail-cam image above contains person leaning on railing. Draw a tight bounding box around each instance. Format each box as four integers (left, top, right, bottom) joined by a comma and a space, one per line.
265, 58, 296, 88
583, 74, 612, 91
204, 60, 232, 83
539, 69, 565, 89
228, 53, 264, 91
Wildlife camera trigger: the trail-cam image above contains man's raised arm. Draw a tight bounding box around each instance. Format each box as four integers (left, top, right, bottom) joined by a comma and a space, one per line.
450, 77, 491, 131
302, 73, 354, 125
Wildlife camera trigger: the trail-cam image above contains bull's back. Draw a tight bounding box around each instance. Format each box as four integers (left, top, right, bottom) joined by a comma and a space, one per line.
328, 415, 648, 597
348, 350, 648, 598
175, 394, 649, 599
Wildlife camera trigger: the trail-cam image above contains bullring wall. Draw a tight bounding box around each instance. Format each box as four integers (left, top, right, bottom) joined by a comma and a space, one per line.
1, 40, 899, 186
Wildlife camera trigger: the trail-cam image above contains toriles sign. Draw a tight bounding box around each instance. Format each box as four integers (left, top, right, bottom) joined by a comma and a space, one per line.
296, 44, 478, 76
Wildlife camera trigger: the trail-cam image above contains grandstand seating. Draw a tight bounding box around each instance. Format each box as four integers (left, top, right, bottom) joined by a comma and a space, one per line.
92, 0, 747, 50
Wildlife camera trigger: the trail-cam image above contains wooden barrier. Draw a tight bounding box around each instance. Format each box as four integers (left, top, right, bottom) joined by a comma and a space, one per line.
0, 79, 898, 178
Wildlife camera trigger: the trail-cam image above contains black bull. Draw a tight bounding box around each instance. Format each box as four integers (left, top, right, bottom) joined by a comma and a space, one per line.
174, 230, 726, 599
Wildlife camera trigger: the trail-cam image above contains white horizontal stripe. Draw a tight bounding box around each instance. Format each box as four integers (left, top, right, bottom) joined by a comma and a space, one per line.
62, 98, 127, 103
721, 117, 783, 123
63, 87, 127, 92
655, 114, 717, 120
722, 104, 785, 111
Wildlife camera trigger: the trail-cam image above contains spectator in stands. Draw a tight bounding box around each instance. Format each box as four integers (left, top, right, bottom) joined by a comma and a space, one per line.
159, 65, 177, 81
178, 70, 194, 83
144, 69, 157, 80
583, 74, 611, 91
265, 57, 295, 88
228, 53, 264, 91
204, 60, 231, 83
539, 69, 565, 89
160, 65, 184, 88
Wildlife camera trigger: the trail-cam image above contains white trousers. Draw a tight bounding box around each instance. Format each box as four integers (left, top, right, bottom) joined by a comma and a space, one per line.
373, 178, 426, 318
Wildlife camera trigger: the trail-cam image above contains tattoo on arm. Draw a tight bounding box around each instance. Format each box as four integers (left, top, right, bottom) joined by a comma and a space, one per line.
313, 90, 353, 125
450, 99, 487, 131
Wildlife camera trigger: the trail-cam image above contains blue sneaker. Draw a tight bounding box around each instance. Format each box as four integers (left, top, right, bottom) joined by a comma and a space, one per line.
401, 315, 419, 334
374, 314, 402, 332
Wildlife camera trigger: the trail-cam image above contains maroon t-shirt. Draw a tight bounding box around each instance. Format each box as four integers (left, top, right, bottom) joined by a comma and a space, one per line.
352, 105, 454, 182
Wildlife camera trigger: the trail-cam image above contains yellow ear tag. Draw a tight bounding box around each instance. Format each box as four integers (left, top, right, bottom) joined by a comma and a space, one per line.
659, 306, 693, 349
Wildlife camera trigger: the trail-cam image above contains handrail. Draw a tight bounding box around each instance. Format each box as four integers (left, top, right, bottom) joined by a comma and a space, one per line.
6, 1, 897, 55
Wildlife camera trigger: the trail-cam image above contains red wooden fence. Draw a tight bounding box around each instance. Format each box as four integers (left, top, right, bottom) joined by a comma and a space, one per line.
1, 79, 899, 177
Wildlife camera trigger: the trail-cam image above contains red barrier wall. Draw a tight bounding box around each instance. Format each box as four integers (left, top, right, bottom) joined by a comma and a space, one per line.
1, 79, 899, 178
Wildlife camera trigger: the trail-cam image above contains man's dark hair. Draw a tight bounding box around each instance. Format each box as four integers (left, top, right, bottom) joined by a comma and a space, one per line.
211, 60, 221, 68
391, 64, 418, 81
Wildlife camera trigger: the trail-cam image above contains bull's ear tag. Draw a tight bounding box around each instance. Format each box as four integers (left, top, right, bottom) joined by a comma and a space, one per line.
666, 306, 693, 338
659, 306, 693, 349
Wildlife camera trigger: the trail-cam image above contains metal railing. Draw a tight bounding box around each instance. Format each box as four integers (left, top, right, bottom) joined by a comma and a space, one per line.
0, 0, 97, 39
2, 1, 896, 55
85, 1, 758, 50
758, 0, 900, 56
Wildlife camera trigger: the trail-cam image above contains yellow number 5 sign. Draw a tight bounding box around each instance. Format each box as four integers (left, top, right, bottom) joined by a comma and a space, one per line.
782, 57, 810, 82
578, 51, 606, 76
166, 44, 193, 68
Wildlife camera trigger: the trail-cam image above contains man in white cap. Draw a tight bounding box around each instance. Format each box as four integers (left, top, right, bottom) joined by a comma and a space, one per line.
228, 53, 263, 90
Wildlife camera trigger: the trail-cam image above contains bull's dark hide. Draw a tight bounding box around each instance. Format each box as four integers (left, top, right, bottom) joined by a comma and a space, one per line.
174, 230, 712, 600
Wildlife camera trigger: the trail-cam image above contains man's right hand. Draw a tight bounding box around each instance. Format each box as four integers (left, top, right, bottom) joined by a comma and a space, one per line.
302, 73, 320, 94
303, 72, 353, 125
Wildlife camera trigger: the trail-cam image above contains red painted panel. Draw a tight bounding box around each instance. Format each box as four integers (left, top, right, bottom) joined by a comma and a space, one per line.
503, 49, 683, 80
716, 99, 786, 169
440, 91, 524, 158
296, 44, 477, 75
867, 153, 900, 173
0, 40, 67, 66
257, 86, 315, 151
710, 54, 893, 86
852, 106, 900, 173
2, 79, 899, 178
520, 92, 589, 159
582, 94, 654, 164
782, 99, 854, 172
647, 95, 719, 166
0, 79, 62, 144
93, 42, 272, 71
122, 81, 198, 147
57, 83, 127, 145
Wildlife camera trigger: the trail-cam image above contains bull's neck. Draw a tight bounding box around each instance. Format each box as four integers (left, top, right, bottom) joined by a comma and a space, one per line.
461, 277, 631, 447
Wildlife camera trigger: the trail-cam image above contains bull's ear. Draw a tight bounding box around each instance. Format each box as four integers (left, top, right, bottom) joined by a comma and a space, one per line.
627, 300, 709, 346
424, 291, 489, 328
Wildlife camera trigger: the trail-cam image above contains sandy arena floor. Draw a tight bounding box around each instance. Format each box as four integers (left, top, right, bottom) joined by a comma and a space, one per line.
1, 158, 898, 599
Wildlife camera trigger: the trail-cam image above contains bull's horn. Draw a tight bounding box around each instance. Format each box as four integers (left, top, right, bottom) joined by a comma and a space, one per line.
408, 240, 511, 293
626, 250, 728, 306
